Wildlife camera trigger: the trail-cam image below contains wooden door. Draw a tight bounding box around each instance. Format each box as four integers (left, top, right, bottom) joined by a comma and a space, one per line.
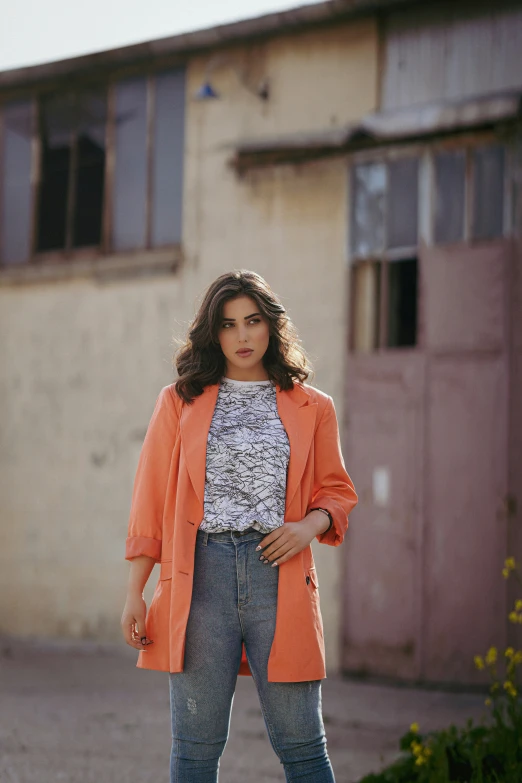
421, 241, 511, 682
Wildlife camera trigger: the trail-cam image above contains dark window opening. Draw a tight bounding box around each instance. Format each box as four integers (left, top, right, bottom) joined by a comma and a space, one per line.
37, 97, 71, 251
37, 92, 106, 253
387, 258, 418, 348
73, 93, 107, 247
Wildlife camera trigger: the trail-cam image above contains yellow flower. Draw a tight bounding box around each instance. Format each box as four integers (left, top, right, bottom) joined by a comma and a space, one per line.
410, 723, 419, 734
503, 568, 510, 579
503, 681, 517, 698
505, 647, 514, 658
485, 698, 492, 707
516, 599, 522, 612
508, 611, 520, 624
512, 651, 522, 665
474, 655, 485, 670
485, 647, 497, 665
505, 557, 516, 570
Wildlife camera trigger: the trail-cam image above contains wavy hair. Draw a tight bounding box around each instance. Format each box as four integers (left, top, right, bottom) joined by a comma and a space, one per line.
174, 270, 312, 404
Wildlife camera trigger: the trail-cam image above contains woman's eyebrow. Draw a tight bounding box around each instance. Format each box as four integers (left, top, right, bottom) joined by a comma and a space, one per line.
222, 312, 261, 321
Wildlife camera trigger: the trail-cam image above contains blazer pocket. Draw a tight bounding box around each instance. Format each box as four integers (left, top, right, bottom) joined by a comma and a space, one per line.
160, 560, 173, 581
306, 566, 319, 590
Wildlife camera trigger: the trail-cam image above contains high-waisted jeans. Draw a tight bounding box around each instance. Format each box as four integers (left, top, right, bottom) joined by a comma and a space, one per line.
169, 526, 335, 782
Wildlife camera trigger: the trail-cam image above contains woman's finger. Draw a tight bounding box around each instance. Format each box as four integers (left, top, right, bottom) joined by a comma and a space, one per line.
263, 541, 294, 563
271, 546, 298, 566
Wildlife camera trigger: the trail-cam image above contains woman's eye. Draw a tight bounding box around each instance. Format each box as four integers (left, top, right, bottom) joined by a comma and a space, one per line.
249, 318, 261, 325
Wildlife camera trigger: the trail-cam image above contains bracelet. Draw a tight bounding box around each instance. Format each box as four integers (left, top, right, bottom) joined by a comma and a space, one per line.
309, 507, 333, 533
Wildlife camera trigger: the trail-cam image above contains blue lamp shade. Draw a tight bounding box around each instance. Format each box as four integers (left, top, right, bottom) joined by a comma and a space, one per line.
195, 81, 219, 100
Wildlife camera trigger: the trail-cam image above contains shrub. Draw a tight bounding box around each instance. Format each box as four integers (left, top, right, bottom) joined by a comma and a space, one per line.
359, 559, 522, 783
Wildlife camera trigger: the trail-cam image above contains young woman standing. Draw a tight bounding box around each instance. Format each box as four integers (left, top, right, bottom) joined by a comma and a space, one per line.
121, 270, 358, 782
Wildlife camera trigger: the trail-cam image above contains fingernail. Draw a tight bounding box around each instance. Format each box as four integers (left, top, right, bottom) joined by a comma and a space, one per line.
255, 546, 261, 551
140, 637, 147, 644
259, 556, 265, 561
264, 559, 270, 564
272, 562, 278, 567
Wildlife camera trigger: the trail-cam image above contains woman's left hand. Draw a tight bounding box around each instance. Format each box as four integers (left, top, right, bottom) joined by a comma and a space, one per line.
255, 511, 330, 566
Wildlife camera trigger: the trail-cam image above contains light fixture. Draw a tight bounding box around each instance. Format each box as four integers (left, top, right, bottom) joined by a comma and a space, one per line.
194, 54, 269, 102
195, 81, 220, 100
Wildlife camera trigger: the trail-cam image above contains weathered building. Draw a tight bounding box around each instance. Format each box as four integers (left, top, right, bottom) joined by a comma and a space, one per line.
0, 0, 521, 684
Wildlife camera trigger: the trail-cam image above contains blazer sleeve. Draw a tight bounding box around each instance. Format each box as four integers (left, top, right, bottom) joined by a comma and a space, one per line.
125, 385, 179, 562
307, 395, 358, 547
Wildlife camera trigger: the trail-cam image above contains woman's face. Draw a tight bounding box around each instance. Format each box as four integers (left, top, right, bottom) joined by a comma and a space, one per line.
217, 295, 270, 380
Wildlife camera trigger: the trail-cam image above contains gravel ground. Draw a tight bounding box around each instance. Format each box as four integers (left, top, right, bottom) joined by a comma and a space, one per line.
0, 638, 487, 783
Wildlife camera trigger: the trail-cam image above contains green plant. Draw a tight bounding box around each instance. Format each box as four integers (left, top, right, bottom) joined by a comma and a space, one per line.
358, 558, 522, 783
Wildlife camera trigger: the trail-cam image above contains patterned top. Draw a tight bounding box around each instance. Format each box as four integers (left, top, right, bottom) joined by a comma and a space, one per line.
200, 377, 290, 533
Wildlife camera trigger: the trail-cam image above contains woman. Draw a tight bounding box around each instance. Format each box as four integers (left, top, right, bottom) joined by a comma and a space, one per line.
121, 270, 358, 782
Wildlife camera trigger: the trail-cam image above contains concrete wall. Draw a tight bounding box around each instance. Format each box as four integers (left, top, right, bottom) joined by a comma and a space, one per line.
0, 19, 378, 671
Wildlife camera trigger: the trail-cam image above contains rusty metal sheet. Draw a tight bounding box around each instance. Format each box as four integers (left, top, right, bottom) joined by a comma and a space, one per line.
343, 353, 426, 680
423, 355, 508, 682
421, 240, 509, 354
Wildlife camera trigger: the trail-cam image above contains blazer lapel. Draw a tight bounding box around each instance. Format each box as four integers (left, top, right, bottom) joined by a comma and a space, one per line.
276, 384, 318, 511
180, 383, 219, 512
180, 381, 318, 517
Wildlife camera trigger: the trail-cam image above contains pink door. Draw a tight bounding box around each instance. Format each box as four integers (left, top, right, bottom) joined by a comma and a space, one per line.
421, 241, 510, 682
343, 240, 512, 684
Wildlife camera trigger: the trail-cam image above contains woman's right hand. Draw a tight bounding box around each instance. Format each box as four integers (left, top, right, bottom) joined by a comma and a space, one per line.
121, 592, 153, 650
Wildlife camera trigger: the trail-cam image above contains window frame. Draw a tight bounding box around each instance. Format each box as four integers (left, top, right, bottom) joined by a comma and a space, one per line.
0, 62, 186, 277
348, 132, 511, 355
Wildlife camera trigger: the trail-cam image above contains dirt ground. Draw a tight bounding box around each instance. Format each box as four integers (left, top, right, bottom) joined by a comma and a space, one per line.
0, 637, 487, 783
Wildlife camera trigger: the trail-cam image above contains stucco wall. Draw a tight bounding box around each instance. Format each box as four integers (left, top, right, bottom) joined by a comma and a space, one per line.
0, 18, 378, 671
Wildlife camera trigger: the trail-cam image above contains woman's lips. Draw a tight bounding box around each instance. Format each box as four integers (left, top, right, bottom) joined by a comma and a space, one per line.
236, 349, 253, 357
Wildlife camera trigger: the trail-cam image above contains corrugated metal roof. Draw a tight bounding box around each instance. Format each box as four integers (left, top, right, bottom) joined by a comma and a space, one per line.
0, 0, 424, 92
231, 89, 522, 171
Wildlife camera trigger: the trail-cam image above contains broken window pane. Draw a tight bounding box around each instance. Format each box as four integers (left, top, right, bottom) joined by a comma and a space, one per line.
152, 69, 185, 247
1, 101, 33, 264
73, 91, 107, 247
37, 95, 73, 251
387, 157, 418, 250
352, 260, 381, 353
387, 258, 418, 348
351, 162, 386, 257
434, 150, 465, 245
472, 145, 505, 241
113, 78, 148, 251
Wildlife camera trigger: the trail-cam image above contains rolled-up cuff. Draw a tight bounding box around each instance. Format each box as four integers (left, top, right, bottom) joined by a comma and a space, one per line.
125, 536, 162, 562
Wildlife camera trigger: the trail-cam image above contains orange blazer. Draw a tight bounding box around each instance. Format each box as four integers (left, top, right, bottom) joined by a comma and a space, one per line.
126, 380, 358, 682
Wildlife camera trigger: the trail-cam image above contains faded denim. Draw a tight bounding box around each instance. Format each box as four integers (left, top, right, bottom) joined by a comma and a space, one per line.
169, 526, 335, 782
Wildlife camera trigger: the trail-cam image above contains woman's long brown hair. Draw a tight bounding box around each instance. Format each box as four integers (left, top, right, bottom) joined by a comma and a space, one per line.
174, 270, 312, 404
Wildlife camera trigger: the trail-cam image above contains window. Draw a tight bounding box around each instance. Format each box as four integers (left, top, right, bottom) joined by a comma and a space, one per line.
0, 67, 185, 267
37, 91, 107, 252
350, 157, 419, 352
472, 145, 505, 241
350, 140, 508, 353
433, 143, 505, 246
434, 150, 466, 244
0, 101, 33, 265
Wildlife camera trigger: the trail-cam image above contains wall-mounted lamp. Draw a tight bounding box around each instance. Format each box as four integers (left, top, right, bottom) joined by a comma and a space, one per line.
194, 55, 269, 102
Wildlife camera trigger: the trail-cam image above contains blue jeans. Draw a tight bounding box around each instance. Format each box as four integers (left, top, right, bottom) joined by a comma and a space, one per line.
169, 526, 335, 782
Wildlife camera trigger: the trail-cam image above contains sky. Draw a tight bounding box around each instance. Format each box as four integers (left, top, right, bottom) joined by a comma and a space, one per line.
0, 0, 319, 72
